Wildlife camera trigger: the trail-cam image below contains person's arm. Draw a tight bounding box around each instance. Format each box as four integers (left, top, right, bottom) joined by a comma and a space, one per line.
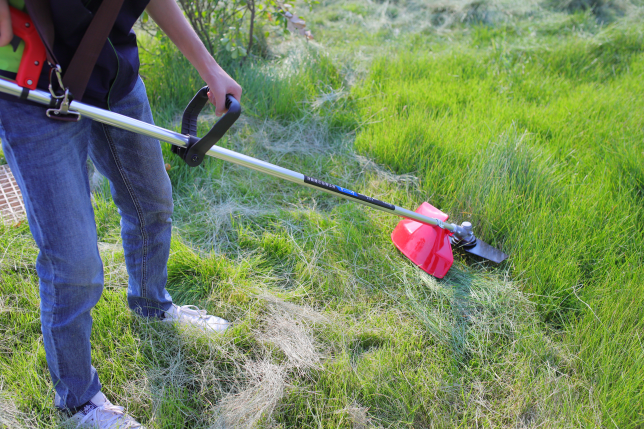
146, 0, 242, 116
0, 0, 13, 48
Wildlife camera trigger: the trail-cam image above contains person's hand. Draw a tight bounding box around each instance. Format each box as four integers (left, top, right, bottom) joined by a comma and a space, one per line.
0, 0, 13, 47
202, 64, 242, 117
146, 0, 242, 117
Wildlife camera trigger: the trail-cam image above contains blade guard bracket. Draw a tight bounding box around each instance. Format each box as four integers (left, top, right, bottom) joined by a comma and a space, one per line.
172, 87, 241, 167
10, 6, 46, 90
391, 202, 454, 278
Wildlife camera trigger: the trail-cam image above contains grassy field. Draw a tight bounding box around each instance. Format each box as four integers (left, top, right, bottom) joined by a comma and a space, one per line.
1, 0, 644, 428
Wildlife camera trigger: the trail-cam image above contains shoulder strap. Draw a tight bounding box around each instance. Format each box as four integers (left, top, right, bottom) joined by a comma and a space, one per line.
22, 0, 125, 102
63, 0, 125, 101
22, 0, 57, 65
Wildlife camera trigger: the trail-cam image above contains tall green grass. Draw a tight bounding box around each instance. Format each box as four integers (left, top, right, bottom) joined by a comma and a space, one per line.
140, 34, 344, 125
352, 22, 644, 427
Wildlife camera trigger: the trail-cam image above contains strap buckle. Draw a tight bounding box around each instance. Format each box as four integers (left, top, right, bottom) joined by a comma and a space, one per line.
46, 65, 81, 122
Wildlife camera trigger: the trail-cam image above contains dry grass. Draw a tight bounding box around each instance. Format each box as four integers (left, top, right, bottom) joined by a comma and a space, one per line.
212, 296, 329, 428
98, 242, 129, 289
212, 359, 287, 429
0, 389, 38, 429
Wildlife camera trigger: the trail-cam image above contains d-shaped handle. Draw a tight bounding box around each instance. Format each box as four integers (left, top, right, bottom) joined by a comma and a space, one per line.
173, 87, 241, 167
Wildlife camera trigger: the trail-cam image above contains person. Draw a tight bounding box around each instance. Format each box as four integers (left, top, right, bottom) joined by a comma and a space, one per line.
0, 0, 242, 427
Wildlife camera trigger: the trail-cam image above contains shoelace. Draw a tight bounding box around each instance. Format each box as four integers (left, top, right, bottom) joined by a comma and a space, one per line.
174, 304, 228, 327
175, 305, 209, 320
165, 304, 230, 334
78, 402, 140, 429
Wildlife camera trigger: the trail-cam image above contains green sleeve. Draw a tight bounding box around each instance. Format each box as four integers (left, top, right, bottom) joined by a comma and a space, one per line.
0, 0, 27, 74
8, 0, 26, 10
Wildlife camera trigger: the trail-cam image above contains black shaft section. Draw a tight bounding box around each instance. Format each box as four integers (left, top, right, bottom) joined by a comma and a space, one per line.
304, 176, 395, 211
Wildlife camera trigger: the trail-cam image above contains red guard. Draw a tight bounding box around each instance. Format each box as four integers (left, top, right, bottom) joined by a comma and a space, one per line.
10, 6, 46, 90
391, 202, 454, 278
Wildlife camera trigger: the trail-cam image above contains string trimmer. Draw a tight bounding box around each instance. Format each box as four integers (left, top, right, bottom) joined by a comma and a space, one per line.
0, 11, 507, 278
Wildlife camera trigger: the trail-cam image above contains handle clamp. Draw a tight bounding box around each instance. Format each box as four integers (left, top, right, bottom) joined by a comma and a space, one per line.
172, 87, 241, 167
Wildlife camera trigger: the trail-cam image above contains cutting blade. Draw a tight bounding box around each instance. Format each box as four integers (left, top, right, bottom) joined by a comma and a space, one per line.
452, 237, 508, 263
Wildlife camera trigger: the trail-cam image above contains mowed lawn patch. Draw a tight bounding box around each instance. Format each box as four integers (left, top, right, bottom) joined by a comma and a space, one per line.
353, 23, 644, 427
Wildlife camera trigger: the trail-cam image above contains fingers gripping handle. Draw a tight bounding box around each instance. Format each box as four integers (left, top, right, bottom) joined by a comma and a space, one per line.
173, 86, 241, 167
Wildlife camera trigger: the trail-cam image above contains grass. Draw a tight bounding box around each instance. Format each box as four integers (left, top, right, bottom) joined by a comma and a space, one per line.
350, 13, 644, 425
1, 0, 644, 427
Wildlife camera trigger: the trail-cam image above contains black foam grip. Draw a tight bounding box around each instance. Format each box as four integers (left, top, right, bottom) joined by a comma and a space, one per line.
176, 92, 241, 167
181, 86, 210, 137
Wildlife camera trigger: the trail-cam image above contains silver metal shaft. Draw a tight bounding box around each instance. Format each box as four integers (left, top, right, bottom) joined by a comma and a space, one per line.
0, 78, 462, 235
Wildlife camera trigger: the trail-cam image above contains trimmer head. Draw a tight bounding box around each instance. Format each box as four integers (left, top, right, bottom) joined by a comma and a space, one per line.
391, 203, 508, 278
391, 202, 454, 278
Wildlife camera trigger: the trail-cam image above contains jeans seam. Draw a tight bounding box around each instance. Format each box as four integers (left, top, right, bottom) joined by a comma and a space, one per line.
51, 282, 63, 400
101, 123, 149, 298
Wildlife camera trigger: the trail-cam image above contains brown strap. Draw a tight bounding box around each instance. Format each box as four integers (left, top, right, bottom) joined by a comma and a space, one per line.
63, 0, 125, 101
22, 0, 125, 102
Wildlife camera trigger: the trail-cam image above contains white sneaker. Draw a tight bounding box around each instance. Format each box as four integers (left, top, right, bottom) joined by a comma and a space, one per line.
163, 304, 230, 333
68, 391, 143, 428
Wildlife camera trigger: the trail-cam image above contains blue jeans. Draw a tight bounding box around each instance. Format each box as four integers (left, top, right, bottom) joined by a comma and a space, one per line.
0, 78, 174, 409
